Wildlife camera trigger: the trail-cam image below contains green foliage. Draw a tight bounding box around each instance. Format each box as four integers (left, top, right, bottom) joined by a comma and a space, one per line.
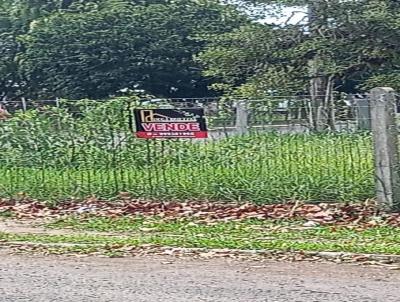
198, 23, 307, 97
0, 3, 20, 101
0, 0, 246, 99
15, 0, 246, 99
2, 0, 400, 99
0, 100, 373, 202
362, 72, 400, 91
199, 0, 400, 96
0, 97, 142, 167
0, 32, 19, 101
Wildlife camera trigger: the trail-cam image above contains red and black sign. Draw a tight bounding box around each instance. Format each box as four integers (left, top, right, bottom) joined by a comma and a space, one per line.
134, 108, 208, 139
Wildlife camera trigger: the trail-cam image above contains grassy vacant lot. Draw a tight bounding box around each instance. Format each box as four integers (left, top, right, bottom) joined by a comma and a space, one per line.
0, 131, 374, 203
1, 216, 400, 256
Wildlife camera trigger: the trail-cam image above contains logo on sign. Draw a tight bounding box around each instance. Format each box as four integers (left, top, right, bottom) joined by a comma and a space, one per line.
134, 108, 208, 139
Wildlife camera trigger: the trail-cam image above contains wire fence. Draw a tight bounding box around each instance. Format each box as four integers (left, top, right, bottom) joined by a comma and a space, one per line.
0, 96, 375, 203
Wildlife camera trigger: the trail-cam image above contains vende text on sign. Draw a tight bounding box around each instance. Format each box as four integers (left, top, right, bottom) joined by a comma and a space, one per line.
134, 108, 208, 139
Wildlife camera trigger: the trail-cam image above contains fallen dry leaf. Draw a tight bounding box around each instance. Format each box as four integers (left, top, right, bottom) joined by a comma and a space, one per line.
0, 197, 398, 228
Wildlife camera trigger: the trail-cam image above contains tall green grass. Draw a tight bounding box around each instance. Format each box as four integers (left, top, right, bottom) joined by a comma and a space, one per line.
0, 99, 374, 202
0, 108, 374, 203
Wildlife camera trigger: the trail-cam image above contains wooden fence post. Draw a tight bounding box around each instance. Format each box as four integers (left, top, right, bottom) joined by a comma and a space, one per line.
235, 100, 248, 135
370, 87, 400, 211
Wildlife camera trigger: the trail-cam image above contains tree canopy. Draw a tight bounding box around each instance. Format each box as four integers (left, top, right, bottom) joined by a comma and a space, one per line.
0, 0, 399, 101
0, 0, 247, 100
199, 0, 400, 97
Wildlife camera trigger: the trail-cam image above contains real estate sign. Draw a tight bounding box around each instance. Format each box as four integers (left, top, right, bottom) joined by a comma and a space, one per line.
134, 108, 208, 139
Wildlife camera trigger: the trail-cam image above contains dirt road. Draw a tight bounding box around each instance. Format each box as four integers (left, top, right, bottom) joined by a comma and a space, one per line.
0, 251, 399, 302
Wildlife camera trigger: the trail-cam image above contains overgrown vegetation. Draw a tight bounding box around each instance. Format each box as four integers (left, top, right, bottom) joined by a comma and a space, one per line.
0, 100, 373, 202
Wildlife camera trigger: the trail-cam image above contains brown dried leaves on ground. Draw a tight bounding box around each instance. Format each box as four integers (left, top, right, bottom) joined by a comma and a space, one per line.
1, 196, 398, 227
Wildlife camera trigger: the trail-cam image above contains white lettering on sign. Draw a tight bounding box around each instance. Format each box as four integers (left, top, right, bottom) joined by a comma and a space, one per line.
142, 123, 200, 132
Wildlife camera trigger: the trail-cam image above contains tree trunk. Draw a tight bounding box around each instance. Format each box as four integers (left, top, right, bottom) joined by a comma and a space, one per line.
325, 75, 336, 131
308, 0, 329, 131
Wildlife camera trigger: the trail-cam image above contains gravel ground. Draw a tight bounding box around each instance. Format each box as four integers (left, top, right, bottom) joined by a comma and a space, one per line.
0, 251, 400, 302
